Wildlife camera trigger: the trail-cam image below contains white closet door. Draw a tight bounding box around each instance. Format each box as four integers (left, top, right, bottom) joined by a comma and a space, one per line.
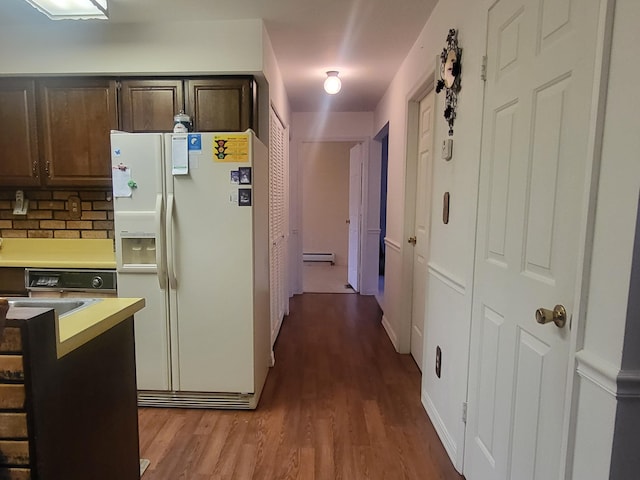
269, 107, 289, 346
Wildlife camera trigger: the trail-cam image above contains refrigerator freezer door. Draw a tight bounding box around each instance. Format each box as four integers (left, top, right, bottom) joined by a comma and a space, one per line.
111, 132, 164, 213
118, 272, 172, 391
111, 132, 172, 391
111, 132, 165, 274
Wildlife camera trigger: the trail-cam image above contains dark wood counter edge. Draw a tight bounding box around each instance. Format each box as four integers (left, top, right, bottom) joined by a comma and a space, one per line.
4, 308, 141, 480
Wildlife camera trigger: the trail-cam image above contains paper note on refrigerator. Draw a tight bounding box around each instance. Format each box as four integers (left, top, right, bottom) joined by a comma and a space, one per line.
113, 167, 132, 197
172, 134, 189, 175
213, 133, 249, 163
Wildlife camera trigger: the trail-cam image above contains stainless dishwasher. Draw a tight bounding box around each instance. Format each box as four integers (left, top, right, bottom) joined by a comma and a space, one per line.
26, 268, 117, 298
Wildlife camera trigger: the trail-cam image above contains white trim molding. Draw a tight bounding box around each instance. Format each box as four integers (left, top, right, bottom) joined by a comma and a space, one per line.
381, 314, 399, 350
427, 262, 466, 296
575, 349, 620, 397
421, 391, 460, 472
384, 237, 402, 253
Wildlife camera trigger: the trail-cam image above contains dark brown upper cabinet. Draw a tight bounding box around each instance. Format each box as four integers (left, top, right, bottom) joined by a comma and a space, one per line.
186, 77, 256, 133
0, 75, 258, 189
38, 78, 118, 188
119, 79, 184, 133
0, 79, 41, 187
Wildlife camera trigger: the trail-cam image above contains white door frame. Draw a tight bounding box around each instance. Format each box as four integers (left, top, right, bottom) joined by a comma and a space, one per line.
395, 71, 436, 354
292, 137, 380, 296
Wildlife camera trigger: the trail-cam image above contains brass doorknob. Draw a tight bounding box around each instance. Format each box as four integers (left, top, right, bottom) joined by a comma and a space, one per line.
535, 305, 567, 328
408, 236, 417, 245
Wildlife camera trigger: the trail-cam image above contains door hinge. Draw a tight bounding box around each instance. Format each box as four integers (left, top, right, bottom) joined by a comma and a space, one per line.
481, 56, 488, 82
462, 401, 468, 423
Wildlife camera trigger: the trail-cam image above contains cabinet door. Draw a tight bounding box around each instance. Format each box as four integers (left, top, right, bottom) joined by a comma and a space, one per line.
38, 78, 118, 188
0, 267, 27, 296
119, 79, 184, 132
0, 79, 40, 187
185, 77, 256, 132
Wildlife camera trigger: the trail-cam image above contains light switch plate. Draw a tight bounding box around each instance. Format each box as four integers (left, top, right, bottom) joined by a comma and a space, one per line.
442, 138, 453, 161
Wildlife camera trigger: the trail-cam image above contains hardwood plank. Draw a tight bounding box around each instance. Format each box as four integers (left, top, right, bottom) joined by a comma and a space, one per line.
138, 294, 464, 480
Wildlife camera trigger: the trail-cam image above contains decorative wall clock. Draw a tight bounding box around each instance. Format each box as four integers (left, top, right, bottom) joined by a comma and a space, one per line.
435, 29, 462, 136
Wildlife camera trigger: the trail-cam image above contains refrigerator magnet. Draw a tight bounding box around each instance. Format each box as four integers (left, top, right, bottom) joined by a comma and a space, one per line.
238, 188, 252, 206
230, 170, 239, 184
239, 167, 252, 185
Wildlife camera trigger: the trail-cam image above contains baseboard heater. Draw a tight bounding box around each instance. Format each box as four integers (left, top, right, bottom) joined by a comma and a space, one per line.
137, 391, 259, 409
303, 252, 335, 265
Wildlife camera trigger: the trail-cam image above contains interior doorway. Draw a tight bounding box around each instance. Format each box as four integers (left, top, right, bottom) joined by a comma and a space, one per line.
301, 141, 358, 293
374, 124, 389, 307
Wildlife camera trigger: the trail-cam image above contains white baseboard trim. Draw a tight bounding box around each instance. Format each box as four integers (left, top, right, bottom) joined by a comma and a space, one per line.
381, 314, 399, 351
271, 315, 284, 348
575, 349, 619, 397
421, 391, 462, 473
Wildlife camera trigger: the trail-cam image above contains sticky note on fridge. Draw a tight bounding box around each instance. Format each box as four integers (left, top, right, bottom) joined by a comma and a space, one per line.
171, 134, 189, 175
113, 167, 132, 197
188, 134, 202, 151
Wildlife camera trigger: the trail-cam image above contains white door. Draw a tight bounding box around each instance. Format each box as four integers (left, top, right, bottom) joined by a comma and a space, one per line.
348, 144, 362, 291
410, 90, 435, 370
465, 0, 601, 479
269, 107, 288, 345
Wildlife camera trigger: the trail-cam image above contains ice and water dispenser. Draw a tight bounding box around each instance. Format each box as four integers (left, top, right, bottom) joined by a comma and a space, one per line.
119, 236, 157, 268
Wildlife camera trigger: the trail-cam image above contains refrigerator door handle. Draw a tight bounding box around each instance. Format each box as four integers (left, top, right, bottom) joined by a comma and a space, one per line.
155, 194, 167, 290
166, 193, 178, 290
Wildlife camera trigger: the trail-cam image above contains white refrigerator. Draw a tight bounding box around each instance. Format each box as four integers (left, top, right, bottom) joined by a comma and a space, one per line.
110, 130, 271, 409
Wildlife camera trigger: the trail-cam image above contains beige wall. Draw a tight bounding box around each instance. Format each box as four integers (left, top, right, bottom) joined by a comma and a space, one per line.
301, 142, 356, 267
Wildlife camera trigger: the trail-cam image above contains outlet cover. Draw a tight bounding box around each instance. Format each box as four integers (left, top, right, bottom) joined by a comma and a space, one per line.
68, 195, 82, 220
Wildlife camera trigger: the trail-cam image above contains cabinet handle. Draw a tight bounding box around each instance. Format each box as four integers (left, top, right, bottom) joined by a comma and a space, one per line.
32, 161, 39, 177
45, 161, 50, 177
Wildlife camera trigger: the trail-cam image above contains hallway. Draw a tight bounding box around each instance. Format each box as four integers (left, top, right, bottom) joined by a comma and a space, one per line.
138, 294, 463, 479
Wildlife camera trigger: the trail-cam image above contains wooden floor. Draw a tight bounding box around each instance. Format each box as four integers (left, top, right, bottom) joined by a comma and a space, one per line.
138, 293, 465, 480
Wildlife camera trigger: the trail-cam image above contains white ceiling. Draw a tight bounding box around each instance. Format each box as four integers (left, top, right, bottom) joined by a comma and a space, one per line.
0, 0, 438, 112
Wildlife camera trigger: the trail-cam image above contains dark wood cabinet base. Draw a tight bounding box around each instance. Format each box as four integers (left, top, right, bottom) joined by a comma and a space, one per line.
1, 311, 140, 480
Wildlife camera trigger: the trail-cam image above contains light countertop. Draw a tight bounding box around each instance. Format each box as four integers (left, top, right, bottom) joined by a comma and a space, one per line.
0, 238, 116, 269
8, 297, 145, 358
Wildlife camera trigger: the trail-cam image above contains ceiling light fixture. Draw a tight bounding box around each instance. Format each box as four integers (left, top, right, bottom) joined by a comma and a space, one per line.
323, 71, 342, 95
23, 0, 109, 20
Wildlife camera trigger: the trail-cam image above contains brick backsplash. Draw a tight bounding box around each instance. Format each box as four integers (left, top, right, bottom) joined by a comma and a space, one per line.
0, 189, 114, 239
